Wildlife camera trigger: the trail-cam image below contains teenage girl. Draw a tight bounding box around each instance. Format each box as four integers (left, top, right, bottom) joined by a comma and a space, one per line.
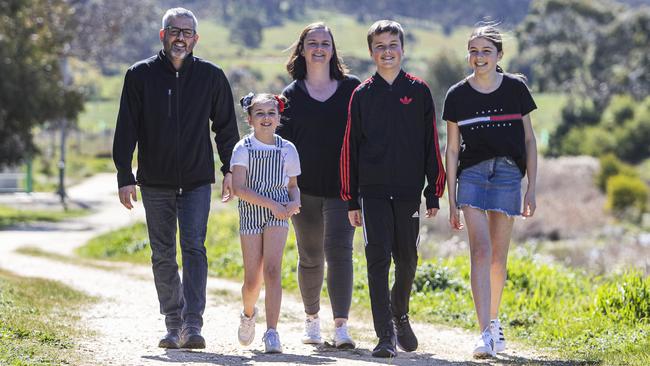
231, 93, 301, 354
278, 22, 359, 348
443, 24, 538, 358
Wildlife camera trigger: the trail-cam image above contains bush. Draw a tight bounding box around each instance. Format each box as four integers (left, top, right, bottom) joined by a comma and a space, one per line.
596, 154, 638, 192
595, 272, 650, 324
606, 174, 648, 215
413, 263, 464, 293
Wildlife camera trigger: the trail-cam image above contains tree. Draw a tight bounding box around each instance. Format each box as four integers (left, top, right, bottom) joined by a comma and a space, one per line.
514, 0, 616, 93
229, 15, 263, 48
0, 0, 84, 169
590, 9, 650, 102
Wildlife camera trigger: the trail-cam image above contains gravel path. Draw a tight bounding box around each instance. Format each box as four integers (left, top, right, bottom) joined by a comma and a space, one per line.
0, 174, 560, 365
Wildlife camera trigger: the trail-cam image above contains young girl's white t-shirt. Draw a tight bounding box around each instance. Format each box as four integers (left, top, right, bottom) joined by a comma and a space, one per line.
230, 134, 301, 186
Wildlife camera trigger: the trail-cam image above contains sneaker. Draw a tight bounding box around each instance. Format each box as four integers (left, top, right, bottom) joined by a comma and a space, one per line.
180, 326, 206, 349
158, 329, 180, 349
472, 329, 496, 358
263, 328, 283, 353
333, 323, 355, 349
301, 316, 322, 344
238, 307, 257, 346
394, 314, 418, 352
490, 319, 506, 352
372, 332, 397, 358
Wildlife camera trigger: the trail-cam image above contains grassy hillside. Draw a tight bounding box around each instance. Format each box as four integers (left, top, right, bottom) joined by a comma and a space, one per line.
78, 11, 526, 134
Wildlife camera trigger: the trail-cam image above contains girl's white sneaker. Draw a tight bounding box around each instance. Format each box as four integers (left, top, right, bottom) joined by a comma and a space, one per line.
238, 307, 257, 346
490, 319, 506, 352
472, 329, 496, 358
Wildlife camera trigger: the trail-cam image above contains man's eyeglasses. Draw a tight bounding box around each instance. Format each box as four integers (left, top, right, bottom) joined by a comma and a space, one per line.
165, 26, 196, 38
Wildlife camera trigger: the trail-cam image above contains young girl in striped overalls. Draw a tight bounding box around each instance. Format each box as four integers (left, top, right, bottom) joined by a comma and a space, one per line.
230, 93, 301, 353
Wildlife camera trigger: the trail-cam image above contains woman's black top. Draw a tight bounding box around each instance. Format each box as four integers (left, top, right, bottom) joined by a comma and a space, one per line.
279, 75, 361, 197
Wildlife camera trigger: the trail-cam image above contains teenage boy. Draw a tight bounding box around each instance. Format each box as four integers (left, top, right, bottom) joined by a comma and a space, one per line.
340, 20, 445, 358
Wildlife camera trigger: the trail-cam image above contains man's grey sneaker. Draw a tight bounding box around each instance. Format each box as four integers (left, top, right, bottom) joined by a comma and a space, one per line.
263, 328, 283, 353
301, 316, 322, 344
472, 328, 496, 358
394, 314, 418, 352
333, 323, 355, 349
490, 319, 506, 352
158, 329, 180, 349
372, 332, 397, 358
238, 307, 257, 346
180, 326, 206, 349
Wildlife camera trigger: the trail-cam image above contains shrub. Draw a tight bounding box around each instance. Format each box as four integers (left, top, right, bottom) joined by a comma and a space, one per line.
595, 272, 650, 324
413, 263, 464, 293
606, 174, 648, 215
596, 154, 638, 192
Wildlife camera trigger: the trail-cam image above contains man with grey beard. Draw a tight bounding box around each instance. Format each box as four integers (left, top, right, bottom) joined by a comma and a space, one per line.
113, 7, 239, 349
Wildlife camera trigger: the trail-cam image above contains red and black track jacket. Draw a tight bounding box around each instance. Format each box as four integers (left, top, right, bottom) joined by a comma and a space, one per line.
340, 70, 446, 210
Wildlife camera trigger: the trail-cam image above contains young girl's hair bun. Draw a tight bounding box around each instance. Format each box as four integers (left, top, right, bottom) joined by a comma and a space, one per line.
240, 92, 255, 111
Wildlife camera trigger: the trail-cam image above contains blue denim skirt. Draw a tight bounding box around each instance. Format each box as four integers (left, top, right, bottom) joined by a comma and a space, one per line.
456, 157, 523, 216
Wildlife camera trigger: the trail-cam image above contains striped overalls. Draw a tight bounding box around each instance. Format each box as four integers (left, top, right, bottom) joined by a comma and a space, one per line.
238, 135, 290, 235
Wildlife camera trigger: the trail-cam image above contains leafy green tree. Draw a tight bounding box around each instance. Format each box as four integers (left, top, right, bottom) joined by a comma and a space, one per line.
426, 50, 467, 128
515, 0, 616, 93
0, 0, 83, 168
590, 10, 650, 102
229, 15, 263, 48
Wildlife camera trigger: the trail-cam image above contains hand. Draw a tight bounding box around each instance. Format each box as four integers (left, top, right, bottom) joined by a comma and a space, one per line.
285, 201, 301, 216
270, 202, 289, 220
425, 208, 439, 218
522, 189, 536, 217
348, 210, 362, 227
449, 205, 464, 230
221, 172, 233, 202
118, 185, 137, 210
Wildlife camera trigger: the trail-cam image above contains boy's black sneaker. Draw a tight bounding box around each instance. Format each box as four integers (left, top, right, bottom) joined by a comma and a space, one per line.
371, 332, 397, 358
394, 314, 418, 352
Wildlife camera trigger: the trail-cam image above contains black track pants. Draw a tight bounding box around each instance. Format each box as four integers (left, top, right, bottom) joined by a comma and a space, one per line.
361, 197, 420, 337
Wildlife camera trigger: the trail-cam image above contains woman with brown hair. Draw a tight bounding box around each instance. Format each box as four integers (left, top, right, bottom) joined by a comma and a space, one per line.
278, 22, 360, 349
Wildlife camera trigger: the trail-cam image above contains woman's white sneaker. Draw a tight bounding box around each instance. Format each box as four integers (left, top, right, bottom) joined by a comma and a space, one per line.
301, 316, 322, 344
334, 323, 356, 349
238, 307, 257, 346
472, 329, 496, 358
490, 319, 506, 352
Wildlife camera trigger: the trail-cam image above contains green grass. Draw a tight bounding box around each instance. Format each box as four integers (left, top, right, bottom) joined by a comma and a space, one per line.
77, 206, 650, 364
0, 205, 87, 229
533, 92, 568, 151
29, 150, 114, 192
0, 269, 95, 365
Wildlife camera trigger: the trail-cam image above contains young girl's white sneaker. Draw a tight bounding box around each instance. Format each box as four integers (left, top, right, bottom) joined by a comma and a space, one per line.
490, 319, 506, 352
301, 316, 322, 344
334, 323, 355, 349
472, 329, 496, 358
263, 328, 283, 353
238, 307, 257, 346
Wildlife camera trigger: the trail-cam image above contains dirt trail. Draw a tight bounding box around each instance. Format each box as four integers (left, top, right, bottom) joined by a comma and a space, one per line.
0, 174, 559, 365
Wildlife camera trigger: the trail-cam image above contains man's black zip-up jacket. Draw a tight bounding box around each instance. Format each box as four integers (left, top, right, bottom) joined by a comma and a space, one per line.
113, 50, 239, 190
340, 70, 446, 210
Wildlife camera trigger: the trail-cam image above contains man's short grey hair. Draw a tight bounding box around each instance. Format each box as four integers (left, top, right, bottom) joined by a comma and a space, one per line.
162, 8, 198, 30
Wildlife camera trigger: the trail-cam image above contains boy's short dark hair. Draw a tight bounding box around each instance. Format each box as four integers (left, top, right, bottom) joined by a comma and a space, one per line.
367, 20, 404, 50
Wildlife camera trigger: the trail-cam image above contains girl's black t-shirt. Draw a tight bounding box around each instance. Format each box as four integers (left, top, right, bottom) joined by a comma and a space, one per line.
442, 73, 537, 175
278, 75, 361, 197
